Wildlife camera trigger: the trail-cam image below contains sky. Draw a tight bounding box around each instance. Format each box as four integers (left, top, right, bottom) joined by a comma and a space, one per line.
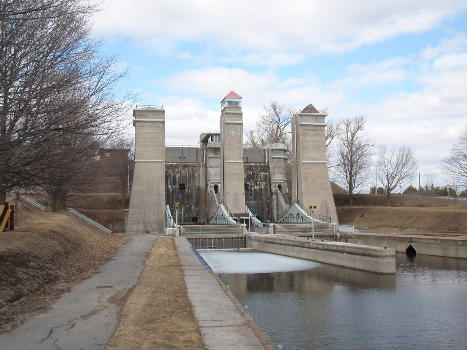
91, 0, 467, 189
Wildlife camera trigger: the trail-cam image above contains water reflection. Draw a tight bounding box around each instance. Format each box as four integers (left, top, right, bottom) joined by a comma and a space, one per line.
220, 253, 467, 350
398, 252, 467, 271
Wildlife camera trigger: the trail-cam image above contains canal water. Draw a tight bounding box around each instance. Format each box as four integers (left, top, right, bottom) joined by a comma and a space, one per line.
201, 251, 467, 350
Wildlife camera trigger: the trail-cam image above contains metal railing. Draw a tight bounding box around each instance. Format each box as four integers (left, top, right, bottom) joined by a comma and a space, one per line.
166, 205, 176, 228
211, 189, 219, 207
209, 204, 237, 224
19, 195, 47, 211
245, 205, 263, 228
135, 104, 163, 109
295, 198, 331, 223
67, 208, 112, 234
276, 189, 290, 216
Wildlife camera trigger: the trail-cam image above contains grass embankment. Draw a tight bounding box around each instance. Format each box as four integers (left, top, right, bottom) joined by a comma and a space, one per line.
0, 204, 127, 333
335, 194, 467, 233
337, 206, 466, 233
334, 193, 467, 208
106, 237, 205, 350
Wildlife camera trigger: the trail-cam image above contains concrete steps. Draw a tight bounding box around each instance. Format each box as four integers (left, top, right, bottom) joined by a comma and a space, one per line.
274, 223, 334, 234
180, 224, 243, 236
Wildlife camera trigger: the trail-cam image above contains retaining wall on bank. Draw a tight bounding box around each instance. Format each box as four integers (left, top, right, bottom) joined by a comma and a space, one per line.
339, 233, 467, 259
247, 233, 396, 274
175, 237, 270, 350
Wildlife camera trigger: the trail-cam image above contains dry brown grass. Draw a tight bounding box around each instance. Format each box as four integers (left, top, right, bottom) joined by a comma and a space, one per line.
337, 206, 467, 233
0, 204, 127, 332
334, 193, 467, 208
106, 237, 205, 350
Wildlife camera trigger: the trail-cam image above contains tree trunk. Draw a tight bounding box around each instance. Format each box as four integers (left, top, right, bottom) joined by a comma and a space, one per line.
386, 192, 391, 207
47, 191, 57, 212
56, 189, 67, 211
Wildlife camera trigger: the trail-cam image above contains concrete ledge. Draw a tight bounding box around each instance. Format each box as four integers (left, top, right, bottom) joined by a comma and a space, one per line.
247, 233, 396, 274
175, 237, 268, 350
339, 233, 467, 259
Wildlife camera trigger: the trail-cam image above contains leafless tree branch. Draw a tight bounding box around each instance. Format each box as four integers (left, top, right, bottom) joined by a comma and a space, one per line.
377, 145, 417, 203
442, 130, 467, 190
335, 116, 371, 205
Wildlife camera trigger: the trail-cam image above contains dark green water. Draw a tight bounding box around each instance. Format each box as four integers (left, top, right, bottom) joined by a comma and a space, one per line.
220, 254, 467, 350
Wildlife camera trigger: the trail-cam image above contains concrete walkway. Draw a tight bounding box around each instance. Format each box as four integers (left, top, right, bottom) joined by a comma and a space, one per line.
175, 237, 268, 350
0, 234, 156, 350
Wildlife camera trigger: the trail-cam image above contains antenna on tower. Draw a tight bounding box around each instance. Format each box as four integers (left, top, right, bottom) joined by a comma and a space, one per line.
229, 64, 232, 90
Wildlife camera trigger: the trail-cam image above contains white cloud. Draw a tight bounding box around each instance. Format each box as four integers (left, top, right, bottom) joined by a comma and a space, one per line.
334, 43, 467, 181
161, 97, 219, 145
124, 33, 466, 186
92, 0, 464, 57
331, 57, 411, 90
421, 34, 467, 60
110, 61, 129, 74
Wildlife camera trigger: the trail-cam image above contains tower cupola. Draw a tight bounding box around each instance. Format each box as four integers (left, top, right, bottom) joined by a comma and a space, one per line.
221, 90, 242, 109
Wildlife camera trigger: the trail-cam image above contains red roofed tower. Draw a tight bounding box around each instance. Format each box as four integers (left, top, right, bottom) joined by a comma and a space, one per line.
221, 90, 242, 109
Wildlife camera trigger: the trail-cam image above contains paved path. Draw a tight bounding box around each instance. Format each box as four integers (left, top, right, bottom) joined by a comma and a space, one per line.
0, 234, 156, 350
175, 237, 268, 350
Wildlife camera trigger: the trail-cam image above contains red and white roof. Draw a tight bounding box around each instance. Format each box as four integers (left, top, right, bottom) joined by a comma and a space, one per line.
223, 90, 242, 99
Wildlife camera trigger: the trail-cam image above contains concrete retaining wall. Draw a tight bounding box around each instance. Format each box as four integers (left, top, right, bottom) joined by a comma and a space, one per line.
339, 233, 467, 259
247, 233, 396, 274
175, 237, 269, 350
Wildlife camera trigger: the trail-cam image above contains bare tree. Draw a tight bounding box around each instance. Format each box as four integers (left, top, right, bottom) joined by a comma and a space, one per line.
247, 101, 292, 149
41, 133, 101, 211
0, 0, 127, 205
377, 145, 417, 204
101, 136, 134, 209
335, 116, 371, 205
325, 120, 342, 148
443, 130, 467, 190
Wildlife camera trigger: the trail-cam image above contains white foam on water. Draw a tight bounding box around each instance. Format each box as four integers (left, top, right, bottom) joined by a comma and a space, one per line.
199, 251, 320, 274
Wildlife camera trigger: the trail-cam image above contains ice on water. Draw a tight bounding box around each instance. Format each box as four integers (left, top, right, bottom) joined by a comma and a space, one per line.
199, 251, 319, 274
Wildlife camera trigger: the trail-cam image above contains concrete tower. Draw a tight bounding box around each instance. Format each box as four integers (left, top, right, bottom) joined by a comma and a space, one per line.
126, 107, 166, 233
220, 91, 246, 215
200, 132, 222, 222
266, 143, 289, 220
292, 104, 338, 223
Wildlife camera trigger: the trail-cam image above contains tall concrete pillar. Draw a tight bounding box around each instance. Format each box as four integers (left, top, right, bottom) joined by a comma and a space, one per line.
126, 107, 165, 233
200, 133, 222, 222
266, 143, 288, 220
220, 91, 245, 215
292, 104, 338, 223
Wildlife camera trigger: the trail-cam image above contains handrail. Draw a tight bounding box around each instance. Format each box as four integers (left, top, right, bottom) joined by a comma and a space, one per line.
295, 198, 331, 223
277, 202, 329, 224
211, 188, 219, 207
166, 205, 177, 228
67, 208, 112, 234
245, 205, 263, 228
19, 195, 47, 211
276, 189, 290, 216
209, 204, 237, 224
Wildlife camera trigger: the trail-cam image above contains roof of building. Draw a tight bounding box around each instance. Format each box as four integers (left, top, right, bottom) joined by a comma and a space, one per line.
301, 104, 319, 113
224, 90, 242, 99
